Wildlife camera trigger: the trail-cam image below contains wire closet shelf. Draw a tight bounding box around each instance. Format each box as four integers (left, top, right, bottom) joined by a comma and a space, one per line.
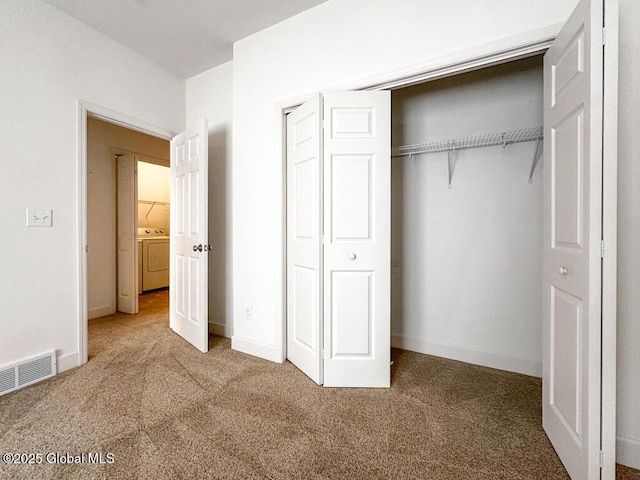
392, 126, 544, 187
392, 126, 543, 158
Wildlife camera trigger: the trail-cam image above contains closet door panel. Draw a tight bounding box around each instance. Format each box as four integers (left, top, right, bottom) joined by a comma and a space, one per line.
330, 270, 373, 357
323, 91, 390, 388
331, 154, 373, 242
286, 93, 323, 385
552, 108, 583, 248
542, 0, 617, 477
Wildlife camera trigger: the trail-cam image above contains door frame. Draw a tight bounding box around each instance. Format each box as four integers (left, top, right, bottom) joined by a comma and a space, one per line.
278, 23, 617, 473
76, 100, 174, 366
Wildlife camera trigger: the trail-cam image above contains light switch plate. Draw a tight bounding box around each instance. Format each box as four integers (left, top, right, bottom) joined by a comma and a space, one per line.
26, 209, 52, 227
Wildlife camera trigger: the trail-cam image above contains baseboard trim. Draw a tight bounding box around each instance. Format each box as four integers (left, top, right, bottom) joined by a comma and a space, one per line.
209, 321, 232, 338
231, 336, 282, 363
617, 435, 640, 469
88, 305, 115, 320
391, 334, 541, 377
57, 351, 79, 373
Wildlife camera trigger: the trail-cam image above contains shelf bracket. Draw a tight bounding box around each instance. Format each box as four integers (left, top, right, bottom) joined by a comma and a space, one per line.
447, 146, 456, 189
528, 137, 542, 183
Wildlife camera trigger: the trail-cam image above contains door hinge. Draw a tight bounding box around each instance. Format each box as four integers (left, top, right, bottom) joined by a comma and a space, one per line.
601, 240, 605, 258
86, 244, 89, 253
599, 450, 604, 468
602, 27, 606, 45
321, 234, 325, 245
322, 349, 325, 359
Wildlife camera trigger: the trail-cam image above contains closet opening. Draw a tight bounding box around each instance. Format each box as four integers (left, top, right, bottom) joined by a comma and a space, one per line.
389, 55, 544, 377
284, 55, 545, 384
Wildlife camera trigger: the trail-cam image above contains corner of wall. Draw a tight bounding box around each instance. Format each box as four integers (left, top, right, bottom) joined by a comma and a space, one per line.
617, 436, 640, 470
57, 351, 80, 373
231, 336, 284, 364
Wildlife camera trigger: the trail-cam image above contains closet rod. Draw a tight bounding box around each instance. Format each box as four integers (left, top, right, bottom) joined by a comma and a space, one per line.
392, 126, 543, 158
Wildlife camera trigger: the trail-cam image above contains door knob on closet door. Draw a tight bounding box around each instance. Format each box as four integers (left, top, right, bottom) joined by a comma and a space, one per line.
193, 244, 203, 252
559, 266, 568, 276
349, 253, 357, 260
203, 244, 212, 252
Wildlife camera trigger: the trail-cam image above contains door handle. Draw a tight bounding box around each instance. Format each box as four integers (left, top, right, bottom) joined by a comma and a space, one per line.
203, 244, 212, 252
349, 253, 357, 260
193, 244, 203, 252
559, 266, 568, 276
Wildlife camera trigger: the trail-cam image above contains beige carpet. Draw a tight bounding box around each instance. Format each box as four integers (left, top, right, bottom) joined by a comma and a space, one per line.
1, 289, 638, 480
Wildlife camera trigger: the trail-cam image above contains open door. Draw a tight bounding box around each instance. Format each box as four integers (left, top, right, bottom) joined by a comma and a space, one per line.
542, 0, 617, 478
170, 120, 209, 353
286, 91, 391, 387
116, 154, 138, 314
286, 94, 323, 384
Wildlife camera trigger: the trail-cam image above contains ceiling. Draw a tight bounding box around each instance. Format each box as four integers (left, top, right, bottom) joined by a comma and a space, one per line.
42, 0, 328, 78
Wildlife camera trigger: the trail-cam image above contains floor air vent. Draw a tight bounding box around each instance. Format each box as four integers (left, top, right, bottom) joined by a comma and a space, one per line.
0, 350, 56, 396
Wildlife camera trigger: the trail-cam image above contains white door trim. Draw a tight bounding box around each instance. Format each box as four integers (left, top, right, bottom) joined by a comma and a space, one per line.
76, 100, 174, 367
601, 1, 619, 476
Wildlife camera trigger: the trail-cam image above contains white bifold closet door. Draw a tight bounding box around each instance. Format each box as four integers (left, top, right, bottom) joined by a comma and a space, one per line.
286, 91, 391, 388
542, 0, 618, 478
170, 120, 210, 353
286, 93, 323, 384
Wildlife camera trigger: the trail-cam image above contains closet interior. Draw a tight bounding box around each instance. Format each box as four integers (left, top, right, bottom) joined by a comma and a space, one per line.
390, 55, 544, 377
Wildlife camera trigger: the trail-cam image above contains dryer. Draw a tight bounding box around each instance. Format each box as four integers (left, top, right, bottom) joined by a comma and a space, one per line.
138, 227, 170, 291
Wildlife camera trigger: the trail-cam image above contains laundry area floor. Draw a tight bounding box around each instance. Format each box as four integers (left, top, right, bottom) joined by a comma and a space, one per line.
0, 289, 638, 480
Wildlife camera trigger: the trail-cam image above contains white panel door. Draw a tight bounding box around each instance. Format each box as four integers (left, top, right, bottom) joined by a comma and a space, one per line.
542, 0, 617, 478
286, 94, 323, 384
170, 120, 209, 353
116, 154, 138, 315
323, 91, 391, 388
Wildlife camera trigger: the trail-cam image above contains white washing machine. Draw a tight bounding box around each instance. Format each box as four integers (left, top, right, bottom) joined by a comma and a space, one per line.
138, 227, 170, 291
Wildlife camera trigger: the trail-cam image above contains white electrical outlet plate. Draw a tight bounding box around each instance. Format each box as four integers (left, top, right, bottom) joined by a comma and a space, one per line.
244, 305, 252, 320
26, 209, 52, 227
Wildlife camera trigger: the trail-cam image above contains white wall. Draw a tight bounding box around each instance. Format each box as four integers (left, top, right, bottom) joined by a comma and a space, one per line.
138, 161, 170, 203
138, 161, 171, 235
87, 118, 170, 320
616, 0, 640, 469
0, 0, 184, 371
185, 62, 234, 338
391, 57, 543, 376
